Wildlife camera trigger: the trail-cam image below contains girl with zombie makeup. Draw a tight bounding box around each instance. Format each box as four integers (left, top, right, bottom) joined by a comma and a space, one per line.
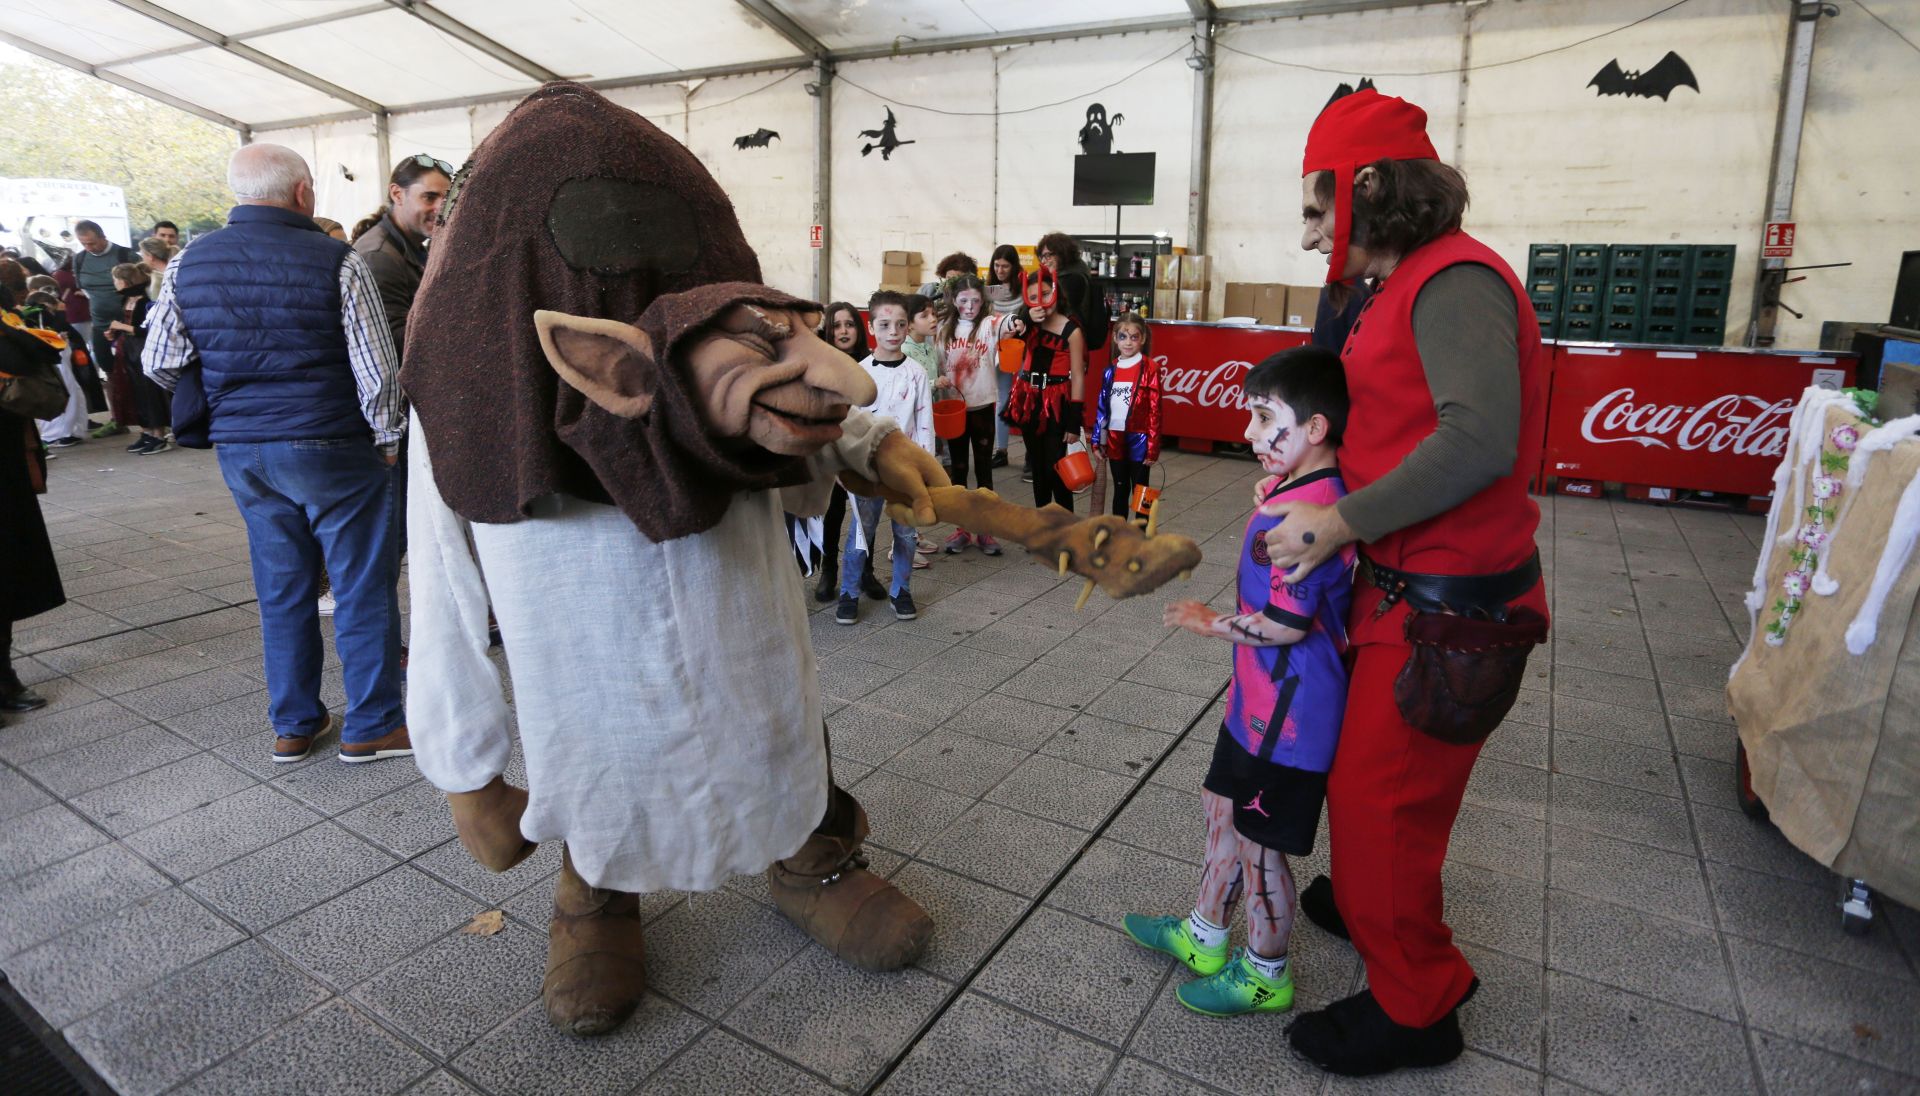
1089, 313, 1162, 518
809, 303, 885, 603
1001, 269, 1087, 511
1128, 346, 1355, 1019
934, 274, 1005, 555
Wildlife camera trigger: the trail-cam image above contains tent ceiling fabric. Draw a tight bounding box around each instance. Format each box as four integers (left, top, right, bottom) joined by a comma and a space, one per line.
0, 0, 1421, 130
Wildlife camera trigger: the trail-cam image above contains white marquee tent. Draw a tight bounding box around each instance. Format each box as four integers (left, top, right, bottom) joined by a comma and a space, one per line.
3, 0, 1916, 347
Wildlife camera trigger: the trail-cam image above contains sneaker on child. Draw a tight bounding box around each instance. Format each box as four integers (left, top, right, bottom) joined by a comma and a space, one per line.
942, 529, 973, 554
1123, 912, 1228, 976
1176, 948, 1294, 1017
835, 595, 860, 625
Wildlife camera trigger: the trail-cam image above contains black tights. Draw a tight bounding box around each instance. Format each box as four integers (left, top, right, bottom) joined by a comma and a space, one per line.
947, 405, 995, 492
1109, 456, 1150, 518
1026, 420, 1074, 510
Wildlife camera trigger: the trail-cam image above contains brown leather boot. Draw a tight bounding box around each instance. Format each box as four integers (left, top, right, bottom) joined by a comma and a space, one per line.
446, 776, 537, 872
543, 847, 648, 1037
767, 786, 933, 971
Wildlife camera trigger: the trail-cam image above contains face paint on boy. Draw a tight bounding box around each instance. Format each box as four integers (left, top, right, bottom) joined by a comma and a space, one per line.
870, 306, 909, 357
1244, 395, 1309, 476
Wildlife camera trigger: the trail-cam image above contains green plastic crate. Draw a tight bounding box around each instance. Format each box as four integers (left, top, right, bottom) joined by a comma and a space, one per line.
1643, 319, 1683, 344
1651, 245, 1691, 284
1690, 244, 1736, 286
1607, 245, 1649, 284
1529, 244, 1568, 283
1568, 245, 1607, 282
1562, 314, 1602, 340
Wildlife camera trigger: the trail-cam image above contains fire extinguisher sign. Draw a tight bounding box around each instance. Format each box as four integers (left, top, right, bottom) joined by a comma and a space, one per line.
1763, 222, 1795, 258
809, 224, 824, 249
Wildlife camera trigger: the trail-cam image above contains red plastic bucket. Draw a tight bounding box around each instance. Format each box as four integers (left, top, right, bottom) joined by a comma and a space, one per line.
932, 398, 968, 440
998, 338, 1025, 374
1055, 444, 1095, 492
1129, 483, 1161, 520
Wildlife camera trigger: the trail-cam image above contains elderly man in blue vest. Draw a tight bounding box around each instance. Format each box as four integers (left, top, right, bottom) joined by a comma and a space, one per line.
144, 144, 410, 765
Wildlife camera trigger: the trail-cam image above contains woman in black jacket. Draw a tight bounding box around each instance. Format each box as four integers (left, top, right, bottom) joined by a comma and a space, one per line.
0, 293, 67, 715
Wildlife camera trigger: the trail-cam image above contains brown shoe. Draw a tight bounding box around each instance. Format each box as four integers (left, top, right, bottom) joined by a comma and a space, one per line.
272, 713, 335, 764
448, 776, 537, 872
339, 724, 413, 763
767, 786, 932, 972
544, 848, 647, 1037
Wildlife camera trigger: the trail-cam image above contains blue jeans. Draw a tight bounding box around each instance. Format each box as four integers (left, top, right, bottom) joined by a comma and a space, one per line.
217, 438, 403, 744
995, 369, 1014, 450
840, 494, 915, 599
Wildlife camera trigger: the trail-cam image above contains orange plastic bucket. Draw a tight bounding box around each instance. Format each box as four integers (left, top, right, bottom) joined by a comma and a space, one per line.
998, 338, 1025, 374
1130, 483, 1161, 520
1055, 444, 1095, 492
932, 398, 968, 440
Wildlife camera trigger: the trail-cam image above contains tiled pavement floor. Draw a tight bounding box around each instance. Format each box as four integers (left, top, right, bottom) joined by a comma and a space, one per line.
4, 440, 1918, 1096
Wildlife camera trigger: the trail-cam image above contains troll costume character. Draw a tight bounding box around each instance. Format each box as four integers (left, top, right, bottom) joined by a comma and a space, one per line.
402, 82, 1200, 1038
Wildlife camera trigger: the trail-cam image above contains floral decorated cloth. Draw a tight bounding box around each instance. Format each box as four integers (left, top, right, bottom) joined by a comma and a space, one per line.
1728, 389, 1920, 906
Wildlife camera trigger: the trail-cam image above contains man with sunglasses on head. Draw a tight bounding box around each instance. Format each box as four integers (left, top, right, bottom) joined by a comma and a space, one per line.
350, 154, 452, 566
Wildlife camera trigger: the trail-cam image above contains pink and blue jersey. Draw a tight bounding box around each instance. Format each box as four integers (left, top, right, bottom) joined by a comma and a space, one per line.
1225, 469, 1356, 773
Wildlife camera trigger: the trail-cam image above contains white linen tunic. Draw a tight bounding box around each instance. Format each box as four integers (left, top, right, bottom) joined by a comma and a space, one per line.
406, 408, 897, 894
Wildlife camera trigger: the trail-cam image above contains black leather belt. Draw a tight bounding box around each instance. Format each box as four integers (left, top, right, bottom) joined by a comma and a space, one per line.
1022, 372, 1070, 385
1360, 551, 1541, 622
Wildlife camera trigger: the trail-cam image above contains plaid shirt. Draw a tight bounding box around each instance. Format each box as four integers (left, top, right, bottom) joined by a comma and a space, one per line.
143, 240, 406, 452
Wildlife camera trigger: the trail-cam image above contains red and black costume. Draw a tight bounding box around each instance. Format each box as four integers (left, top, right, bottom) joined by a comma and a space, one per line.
1285, 90, 1550, 1076
1002, 317, 1082, 509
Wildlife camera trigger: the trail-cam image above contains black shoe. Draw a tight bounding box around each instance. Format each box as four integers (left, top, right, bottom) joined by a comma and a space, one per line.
1020, 466, 1035, 483
1286, 988, 1467, 1077
992, 449, 1009, 468
0, 673, 48, 713
1301, 875, 1350, 940
140, 436, 171, 454
46, 436, 80, 449
891, 592, 917, 620
813, 565, 839, 603
860, 571, 886, 600
126, 435, 155, 453
835, 595, 860, 625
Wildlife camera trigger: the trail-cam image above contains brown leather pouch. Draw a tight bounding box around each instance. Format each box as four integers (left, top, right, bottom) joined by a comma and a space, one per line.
1393, 608, 1549, 745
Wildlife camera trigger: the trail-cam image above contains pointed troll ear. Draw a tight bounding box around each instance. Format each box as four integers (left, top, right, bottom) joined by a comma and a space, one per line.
533, 310, 660, 419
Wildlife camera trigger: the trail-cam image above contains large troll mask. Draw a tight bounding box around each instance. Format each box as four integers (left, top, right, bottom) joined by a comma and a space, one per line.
402, 82, 869, 541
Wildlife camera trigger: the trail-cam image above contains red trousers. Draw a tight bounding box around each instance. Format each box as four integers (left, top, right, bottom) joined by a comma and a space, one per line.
1327, 640, 1485, 1028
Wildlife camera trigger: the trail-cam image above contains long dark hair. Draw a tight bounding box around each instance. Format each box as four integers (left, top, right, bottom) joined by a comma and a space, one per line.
820, 302, 869, 361
1312, 157, 1468, 263
986, 244, 1022, 289
351, 156, 451, 242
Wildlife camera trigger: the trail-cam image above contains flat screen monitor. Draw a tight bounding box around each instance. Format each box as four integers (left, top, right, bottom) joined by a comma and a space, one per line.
1073, 153, 1156, 207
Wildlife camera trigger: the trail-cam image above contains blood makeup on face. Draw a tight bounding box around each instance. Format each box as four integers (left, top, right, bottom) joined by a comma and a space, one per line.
954, 289, 983, 322
1244, 395, 1303, 475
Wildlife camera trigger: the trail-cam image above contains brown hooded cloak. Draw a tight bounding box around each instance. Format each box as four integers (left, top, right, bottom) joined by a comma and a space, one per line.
402, 81, 817, 542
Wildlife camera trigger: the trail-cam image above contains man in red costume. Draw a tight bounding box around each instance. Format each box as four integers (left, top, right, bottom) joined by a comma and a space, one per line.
1257, 89, 1550, 1074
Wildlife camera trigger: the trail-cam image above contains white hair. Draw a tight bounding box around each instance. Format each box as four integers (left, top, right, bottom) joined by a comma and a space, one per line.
228, 144, 313, 204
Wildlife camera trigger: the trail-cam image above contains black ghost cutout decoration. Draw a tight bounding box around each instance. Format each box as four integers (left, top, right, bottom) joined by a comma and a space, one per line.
545, 176, 700, 276
735, 128, 780, 149
1324, 77, 1376, 111
858, 107, 915, 160
1078, 103, 1125, 154
1589, 52, 1699, 100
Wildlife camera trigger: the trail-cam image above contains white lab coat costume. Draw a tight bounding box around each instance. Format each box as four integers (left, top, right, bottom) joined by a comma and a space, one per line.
405, 407, 899, 893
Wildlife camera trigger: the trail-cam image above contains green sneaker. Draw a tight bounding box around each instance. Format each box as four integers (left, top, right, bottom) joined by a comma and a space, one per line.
1176, 949, 1294, 1016
1122, 913, 1228, 976
89, 419, 125, 439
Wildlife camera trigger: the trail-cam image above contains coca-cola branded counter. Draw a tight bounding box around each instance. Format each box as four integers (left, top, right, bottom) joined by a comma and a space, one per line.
1133, 320, 1856, 501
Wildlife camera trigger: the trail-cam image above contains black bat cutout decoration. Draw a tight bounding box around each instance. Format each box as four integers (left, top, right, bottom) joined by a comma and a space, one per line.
1589, 51, 1700, 100
858, 107, 915, 160
734, 128, 780, 149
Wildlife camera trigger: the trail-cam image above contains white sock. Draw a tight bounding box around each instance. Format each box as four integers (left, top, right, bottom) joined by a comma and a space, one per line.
1186, 910, 1228, 950
1246, 949, 1289, 980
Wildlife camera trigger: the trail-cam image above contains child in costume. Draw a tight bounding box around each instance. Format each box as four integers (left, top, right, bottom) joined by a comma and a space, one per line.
1003, 274, 1087, 510
1089, 313, 1161, 518
902, 293, 942, 559
1128, 345, 1355, 1017
936, 273, 1003, 556
839, 291, 933, 624
811, 303, 884, 604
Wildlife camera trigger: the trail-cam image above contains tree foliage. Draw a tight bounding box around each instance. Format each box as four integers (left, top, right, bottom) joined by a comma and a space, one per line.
0, 54, 239, 235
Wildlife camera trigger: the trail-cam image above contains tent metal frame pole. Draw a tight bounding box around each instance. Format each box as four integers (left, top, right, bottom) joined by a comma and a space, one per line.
0, 29, 247, 131
375, 111, 392, 185
99, 0, 386, 116
737, 0, 830, 58
383, 1, 560, 83
106, 3, 389, 66
1186, 18, 1215, 254
811, 59, 833, 303
1748, 0, 1830, 347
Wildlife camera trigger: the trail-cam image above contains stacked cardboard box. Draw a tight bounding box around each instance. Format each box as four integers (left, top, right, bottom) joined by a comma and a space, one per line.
1153, 255, 1212, 320
1221, 283, 1324, 327
879, 250, 922, 293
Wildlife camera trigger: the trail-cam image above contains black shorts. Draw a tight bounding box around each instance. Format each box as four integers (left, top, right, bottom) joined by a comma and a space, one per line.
1201, 723, 1328, 856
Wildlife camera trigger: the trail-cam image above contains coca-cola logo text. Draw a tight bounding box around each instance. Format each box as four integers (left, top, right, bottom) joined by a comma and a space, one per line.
1161, 355, 1251, 411
1579, 387, 1793, 458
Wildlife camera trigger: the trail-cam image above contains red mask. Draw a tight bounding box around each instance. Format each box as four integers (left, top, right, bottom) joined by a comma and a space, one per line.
1301, 89, 1440, 285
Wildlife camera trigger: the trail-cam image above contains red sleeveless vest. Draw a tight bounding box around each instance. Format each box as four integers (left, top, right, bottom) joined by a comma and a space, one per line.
1337, 230, 1545, 579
